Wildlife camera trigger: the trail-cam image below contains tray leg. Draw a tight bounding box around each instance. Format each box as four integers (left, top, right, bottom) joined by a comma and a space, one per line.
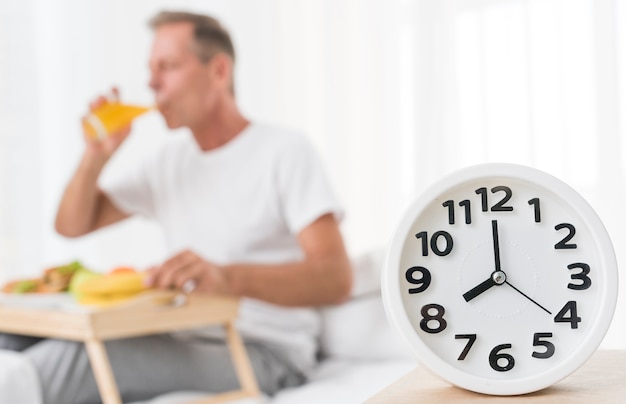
192, 321, 261, 404
224, 320, 260, 397
84, 338, 122, 404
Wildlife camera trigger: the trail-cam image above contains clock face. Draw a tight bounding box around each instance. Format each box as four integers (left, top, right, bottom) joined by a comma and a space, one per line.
382, 164, 618, 395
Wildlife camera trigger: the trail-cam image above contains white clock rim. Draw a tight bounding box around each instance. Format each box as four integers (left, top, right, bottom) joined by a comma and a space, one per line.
381, 163, 618, 395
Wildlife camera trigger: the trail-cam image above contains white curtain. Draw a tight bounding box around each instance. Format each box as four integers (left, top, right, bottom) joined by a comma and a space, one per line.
1, 0, 625, 346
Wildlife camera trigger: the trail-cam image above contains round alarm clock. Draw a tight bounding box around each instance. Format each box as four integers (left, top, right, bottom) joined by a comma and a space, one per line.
382, 163, 618, 395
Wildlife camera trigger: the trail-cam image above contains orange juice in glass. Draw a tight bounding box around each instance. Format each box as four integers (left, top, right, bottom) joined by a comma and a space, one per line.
82, 101, 153, 139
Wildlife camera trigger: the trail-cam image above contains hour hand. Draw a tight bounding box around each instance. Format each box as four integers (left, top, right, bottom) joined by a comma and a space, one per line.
463, 271, 506, 302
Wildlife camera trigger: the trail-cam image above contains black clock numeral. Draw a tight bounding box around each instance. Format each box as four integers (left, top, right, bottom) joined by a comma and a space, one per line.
455, 334, 477, 360
442, 200, 455, 224
567, 263, 592, 290
459, 200, 471, 224
476, 187, 488, 212
415, 231, 453, 256
475, 186, 514, 212
528, 197, 541, 222
555, 223, 577, 249
442, 199, 472, 225
532, 332, 555, 359
489, 344, 515, 372
491, 186, 514, 211
405, 266, 431, 294
419, 304, 447, 334
554, 301, 581, 329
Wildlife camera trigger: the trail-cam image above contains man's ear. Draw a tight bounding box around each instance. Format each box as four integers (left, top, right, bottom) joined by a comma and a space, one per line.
209, 53, 233, 91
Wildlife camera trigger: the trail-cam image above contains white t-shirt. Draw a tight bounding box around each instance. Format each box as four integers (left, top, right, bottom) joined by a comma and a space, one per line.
101, 123, 343, 374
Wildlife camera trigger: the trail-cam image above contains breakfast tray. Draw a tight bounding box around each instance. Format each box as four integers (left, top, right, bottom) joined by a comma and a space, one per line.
0, 291, 260, 404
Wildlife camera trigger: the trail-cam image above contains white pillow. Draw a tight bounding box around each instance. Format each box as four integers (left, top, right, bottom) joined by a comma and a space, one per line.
319, 250, 414, 360
319, 294, 412, 360
348, 249, 385, 297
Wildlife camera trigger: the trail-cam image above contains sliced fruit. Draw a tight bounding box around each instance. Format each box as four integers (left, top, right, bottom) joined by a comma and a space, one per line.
108, 266, 137, 275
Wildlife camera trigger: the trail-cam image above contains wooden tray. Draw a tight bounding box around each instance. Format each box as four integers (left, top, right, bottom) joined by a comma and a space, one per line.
0, 291, 260, 404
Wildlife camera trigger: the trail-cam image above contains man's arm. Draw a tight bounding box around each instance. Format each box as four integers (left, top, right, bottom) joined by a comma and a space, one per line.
226, 213, 352, 305
147, 213, 353, 306
55, 151, 129, 237
55, 90, 132, 237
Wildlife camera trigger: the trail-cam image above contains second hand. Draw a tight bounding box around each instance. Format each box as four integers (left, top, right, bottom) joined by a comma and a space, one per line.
504, 280, 552, 315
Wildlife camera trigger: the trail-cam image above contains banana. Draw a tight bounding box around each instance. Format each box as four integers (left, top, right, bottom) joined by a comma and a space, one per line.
78, 291, 143, 307
77, 272, 147, 296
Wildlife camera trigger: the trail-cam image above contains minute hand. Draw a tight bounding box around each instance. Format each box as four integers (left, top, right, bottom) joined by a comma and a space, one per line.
492, 219, 502, 272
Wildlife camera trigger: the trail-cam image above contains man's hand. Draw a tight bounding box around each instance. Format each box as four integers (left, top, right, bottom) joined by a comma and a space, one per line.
144, 250, 232, 295
143, 214, 352, 306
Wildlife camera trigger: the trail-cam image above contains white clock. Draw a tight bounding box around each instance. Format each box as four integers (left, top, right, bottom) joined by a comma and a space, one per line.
382, 163, 618, 395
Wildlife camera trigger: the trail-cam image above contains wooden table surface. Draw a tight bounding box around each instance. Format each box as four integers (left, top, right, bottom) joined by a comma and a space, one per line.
367, 350, 625, 403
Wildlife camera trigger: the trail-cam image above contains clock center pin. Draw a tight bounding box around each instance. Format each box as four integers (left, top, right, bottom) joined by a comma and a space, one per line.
492, 271, 506, 285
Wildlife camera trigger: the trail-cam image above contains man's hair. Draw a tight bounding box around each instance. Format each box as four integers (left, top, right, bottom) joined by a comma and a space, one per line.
148, 11, 236, 64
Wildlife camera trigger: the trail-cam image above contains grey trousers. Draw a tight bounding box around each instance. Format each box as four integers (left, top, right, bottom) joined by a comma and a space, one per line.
0, 332, 305, 404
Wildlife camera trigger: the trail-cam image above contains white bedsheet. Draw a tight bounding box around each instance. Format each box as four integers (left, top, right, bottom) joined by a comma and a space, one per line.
134, 358, 417, 404
0, 349, 416, 404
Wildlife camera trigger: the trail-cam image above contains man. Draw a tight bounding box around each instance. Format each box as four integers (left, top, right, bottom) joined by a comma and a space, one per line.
1, 10, 352, 403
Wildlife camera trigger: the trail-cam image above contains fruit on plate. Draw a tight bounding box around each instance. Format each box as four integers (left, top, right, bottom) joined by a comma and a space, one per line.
2, 278, 41, 294
2, 261, 87, 294
68, 268, 103, 300
42, 260, 85, 292
2, 262, 150, 308
74, 269, 148, 307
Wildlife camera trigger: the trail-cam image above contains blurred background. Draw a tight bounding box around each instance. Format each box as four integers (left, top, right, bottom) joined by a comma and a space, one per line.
1, 0, 626, 347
